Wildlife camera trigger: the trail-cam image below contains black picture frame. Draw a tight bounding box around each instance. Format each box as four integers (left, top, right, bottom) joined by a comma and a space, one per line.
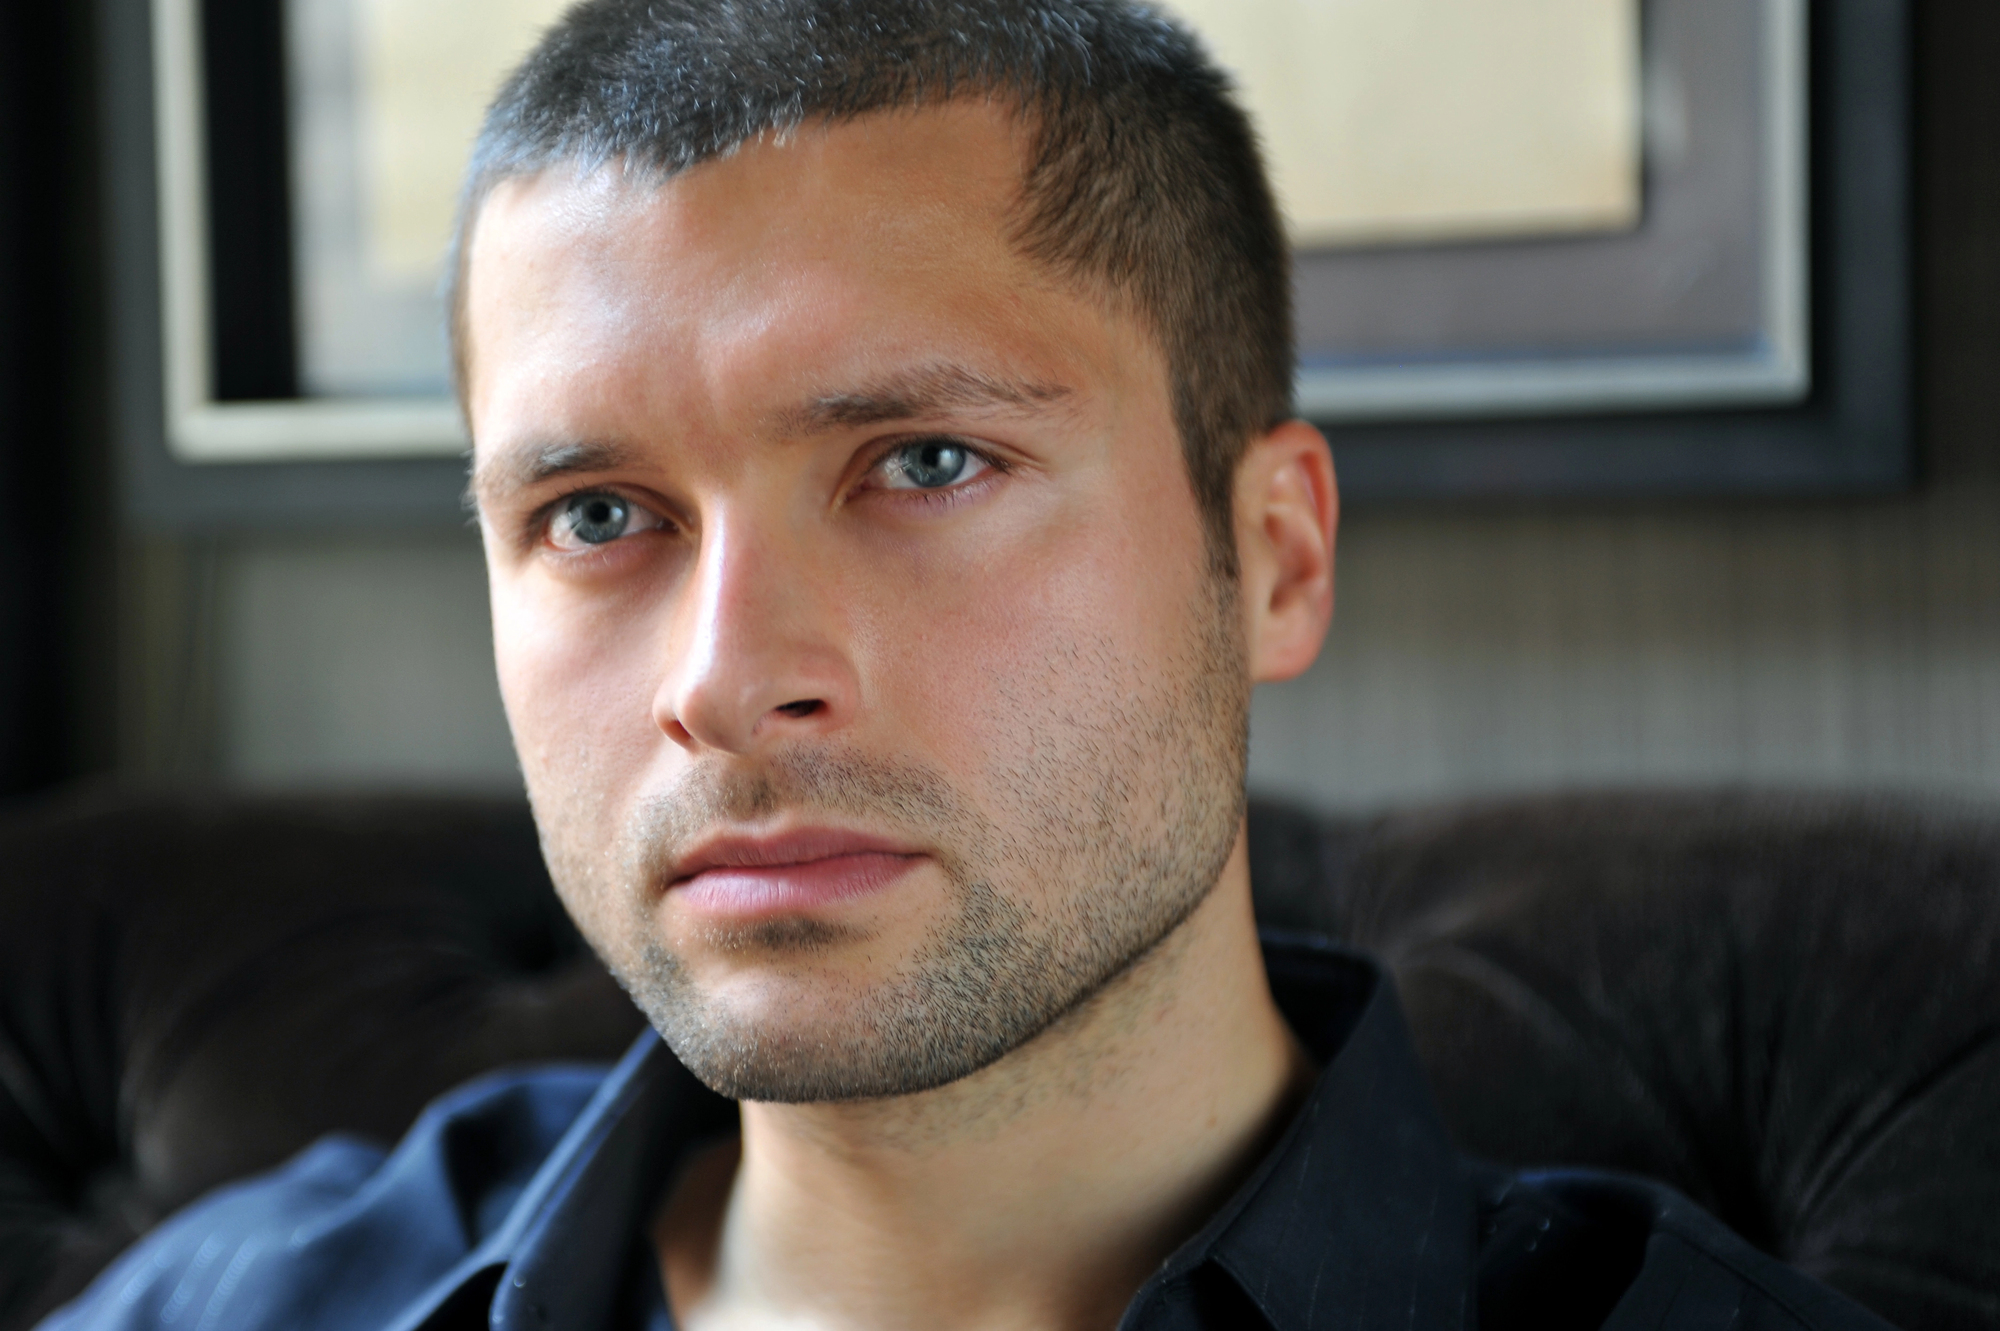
101, 0, 1910, 531
1320, 0, 1911, 501
104, 0, 470, 530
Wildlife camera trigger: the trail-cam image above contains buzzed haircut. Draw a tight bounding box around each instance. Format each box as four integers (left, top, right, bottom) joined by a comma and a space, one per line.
450, 0, 1294, 572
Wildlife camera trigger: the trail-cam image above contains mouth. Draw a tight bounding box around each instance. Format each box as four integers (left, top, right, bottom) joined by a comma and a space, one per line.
665, 827, 927, 919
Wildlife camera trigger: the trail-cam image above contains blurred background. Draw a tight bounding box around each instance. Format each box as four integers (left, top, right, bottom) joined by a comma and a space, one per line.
0, 0, 1994, 814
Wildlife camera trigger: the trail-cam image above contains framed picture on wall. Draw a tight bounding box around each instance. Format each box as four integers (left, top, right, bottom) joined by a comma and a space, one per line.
1169, 0, 1809, 423
106, 0, 1909, 527
139, 0, 549, 476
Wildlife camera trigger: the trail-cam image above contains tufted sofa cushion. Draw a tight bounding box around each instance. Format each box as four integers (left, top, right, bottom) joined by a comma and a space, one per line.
1249, 791, 2000, 1331
0, 789, 646, 1331
2, 786, 1997, 1329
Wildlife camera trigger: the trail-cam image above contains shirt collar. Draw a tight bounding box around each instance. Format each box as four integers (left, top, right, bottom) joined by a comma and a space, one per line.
1159, 935, 1476, 1331
485, 1031, 731, 1331
483, 935, 1472, 1331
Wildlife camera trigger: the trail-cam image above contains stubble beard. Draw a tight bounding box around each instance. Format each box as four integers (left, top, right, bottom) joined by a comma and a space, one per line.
539, 574, 1251, 1104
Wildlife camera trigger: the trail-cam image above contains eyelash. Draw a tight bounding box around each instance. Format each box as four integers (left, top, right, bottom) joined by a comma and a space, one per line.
861, 436, 1007, 501
524, 486, 667, 555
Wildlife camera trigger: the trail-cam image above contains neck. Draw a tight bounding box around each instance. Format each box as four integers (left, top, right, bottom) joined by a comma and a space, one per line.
654, 828, 1314, 1331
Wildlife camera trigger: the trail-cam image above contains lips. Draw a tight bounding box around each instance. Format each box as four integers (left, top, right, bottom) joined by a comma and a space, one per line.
666, 828, 925, 919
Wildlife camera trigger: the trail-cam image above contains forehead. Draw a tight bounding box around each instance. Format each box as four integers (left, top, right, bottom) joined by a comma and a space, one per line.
459, 101, 1161, 454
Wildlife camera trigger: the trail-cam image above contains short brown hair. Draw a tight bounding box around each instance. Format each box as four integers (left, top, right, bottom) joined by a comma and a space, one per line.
449, 0, 1294, 571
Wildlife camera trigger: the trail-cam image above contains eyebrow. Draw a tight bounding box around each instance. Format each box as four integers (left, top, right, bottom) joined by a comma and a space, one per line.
779, 363, 1075, 434
469, 364, 1076, 509
469, 439, 635, 511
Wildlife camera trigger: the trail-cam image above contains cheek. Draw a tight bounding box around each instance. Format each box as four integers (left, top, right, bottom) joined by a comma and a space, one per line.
491, 577, 667, 831
852, 463, 1209, 792
491, 580, 675, 969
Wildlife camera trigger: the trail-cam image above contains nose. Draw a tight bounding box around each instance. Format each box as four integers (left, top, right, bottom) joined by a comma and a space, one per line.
653, 509, 860, 755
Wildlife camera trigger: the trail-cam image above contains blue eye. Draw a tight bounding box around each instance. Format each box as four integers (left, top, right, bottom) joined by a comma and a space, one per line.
883, 440, 983, 490
555, 492, 631, 546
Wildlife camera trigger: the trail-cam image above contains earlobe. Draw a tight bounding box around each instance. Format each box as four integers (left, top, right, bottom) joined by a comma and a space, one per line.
1235, 420, 1337, 685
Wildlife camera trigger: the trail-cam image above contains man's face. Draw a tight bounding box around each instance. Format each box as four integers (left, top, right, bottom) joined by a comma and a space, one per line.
467, 102, 1251, 1102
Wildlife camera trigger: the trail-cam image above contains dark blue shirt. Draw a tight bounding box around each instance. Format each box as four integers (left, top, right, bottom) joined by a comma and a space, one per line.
37, 937, 1890, 1331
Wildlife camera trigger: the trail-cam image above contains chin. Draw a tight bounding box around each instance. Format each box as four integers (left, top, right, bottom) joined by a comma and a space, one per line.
614, 934, 1034, 1103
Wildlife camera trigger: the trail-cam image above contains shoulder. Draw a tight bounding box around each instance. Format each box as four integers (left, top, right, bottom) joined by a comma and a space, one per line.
1474, 1166, 1896, 1331
34, 1065, 610, 1331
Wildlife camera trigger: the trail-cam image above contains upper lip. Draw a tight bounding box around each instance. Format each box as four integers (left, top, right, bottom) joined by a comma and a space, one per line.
665, 827, 923, 887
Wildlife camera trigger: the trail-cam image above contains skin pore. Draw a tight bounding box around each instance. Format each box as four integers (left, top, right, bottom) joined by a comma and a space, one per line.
464, 100, 1338, 1331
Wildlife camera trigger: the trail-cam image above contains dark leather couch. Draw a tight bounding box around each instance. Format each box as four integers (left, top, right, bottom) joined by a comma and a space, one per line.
2, 787, 1997, 1329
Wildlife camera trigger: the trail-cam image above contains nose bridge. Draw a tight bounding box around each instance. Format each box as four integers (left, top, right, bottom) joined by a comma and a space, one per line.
686, 508, 794, 681
659, 502, 852, 752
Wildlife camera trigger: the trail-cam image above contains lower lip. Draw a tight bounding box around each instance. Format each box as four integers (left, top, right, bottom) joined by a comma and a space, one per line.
672, 852, 924, 919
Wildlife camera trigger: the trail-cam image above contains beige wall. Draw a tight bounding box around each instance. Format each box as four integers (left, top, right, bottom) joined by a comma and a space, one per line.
1250, 480, 2000, 809
118, 528, 515, 789
212, 533, 517, 788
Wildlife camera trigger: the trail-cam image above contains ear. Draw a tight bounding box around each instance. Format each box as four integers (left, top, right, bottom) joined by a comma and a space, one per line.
1233, 419, 1337, 684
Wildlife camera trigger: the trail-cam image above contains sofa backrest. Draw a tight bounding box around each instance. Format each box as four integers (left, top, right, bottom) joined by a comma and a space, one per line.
0, 790, 645, 1330
3, 787, 1996, 1329
1252, 791, 2000, 1331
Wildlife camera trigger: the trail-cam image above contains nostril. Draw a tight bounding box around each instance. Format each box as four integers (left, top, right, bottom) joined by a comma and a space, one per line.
775, 699, 822, 719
